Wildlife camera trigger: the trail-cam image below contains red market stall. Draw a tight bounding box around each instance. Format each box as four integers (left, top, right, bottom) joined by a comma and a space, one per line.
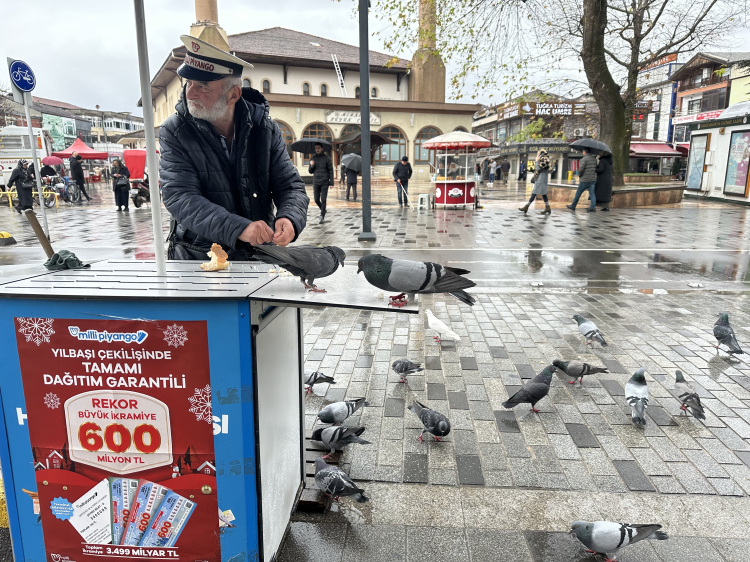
124, 148, 159, 181
50, 138, 109, 160
423, 131, 492, 208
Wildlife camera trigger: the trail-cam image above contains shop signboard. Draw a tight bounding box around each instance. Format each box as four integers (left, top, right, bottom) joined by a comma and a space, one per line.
673, 110, 724, 125
723, 130, 750, 196
500, 102, 587, 120
325, 110, 380, 125
14, 318, 220, 562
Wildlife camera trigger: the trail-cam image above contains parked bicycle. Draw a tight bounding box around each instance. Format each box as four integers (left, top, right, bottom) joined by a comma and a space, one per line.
44, 175, 81, 205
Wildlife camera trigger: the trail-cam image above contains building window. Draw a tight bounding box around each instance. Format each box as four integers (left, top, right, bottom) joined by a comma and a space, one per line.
301, 122, 333, 160
673, 125, 691, 143
378, 126, 407, 165
275, 120, 295, 162
340, 124, 361, 138
414, 126, 441, 164
302, 82, 311, 96
262, 80, 271, 94
243, 78, 251, 88
495, 123, 507, 144
454, 126, 468, 132
355, 87, 361, 99
371, 87, 378, 98
701, 88, 727, 112
320, 84, 328, 97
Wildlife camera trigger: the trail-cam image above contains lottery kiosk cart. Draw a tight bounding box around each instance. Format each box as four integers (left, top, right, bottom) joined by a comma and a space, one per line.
0, 261, 416, 562
423, 131, 492, 209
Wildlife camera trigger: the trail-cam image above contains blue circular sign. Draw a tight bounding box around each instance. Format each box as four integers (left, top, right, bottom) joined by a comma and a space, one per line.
9, 60, 35, 92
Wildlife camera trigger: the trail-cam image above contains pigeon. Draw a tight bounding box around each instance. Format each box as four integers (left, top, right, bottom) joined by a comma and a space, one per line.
553, 359, 609, 385
251, 244, 345, 292
674, 370, 706, 420
408, 400, 451, 442
357, 254, 475, 307
304, 370, 335, 394
311, 426, 372, 459
625, 368, 649, 428
572, 314, 608, 347
317, 398, 368, 425
713, 312, 744, 356
314, 458, 369, 502
502, 365, 556, 413
425, 309, 461, 343
570, 520, 668, 561
391, 359, 424, 383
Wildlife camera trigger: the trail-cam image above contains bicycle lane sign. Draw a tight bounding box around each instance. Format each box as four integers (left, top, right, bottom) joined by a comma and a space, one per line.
9, 60, 35, 92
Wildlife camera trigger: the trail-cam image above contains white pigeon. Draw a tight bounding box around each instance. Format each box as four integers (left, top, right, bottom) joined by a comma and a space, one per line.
425, 309, 461, 343
625, 368, 649, 428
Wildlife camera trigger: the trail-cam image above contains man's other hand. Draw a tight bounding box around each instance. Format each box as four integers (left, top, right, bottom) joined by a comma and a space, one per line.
239, 221, 274, 245
272, 218, 295, 246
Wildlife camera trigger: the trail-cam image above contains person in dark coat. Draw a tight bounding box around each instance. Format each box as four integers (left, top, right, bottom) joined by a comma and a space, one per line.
40, 164, 56, 178
392, 155, 412, 206
159, 35, 309, 260
111, 158, 131, 211
309, 143, 334, 223
8, 159, 34, 213
70, 153, 91, 201
346, 166, 359, 201
594, 153, 613, 212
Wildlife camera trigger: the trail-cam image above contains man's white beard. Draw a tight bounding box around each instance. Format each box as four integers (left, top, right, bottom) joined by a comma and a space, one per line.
188, 95, 229, 124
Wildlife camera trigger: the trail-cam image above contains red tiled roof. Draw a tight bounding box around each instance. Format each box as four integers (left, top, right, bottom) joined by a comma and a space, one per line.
31, 96, 83, 110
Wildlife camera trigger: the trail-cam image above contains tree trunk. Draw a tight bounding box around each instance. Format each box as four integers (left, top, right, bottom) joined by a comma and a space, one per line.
581, 0, 628, 186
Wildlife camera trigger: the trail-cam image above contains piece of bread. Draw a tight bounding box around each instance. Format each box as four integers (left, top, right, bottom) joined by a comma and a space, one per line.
200, 243, 230, 271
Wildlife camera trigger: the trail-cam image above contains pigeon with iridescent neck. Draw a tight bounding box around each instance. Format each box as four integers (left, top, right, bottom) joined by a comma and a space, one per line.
674, 370, 705, 420
553, 359, 608, 385
625, 368, 649, 428
713, 312, 744, 357
570, 520, 668, 561
572, 314, 608, 347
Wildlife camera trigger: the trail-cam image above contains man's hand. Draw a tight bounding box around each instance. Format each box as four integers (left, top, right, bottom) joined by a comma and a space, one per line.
238, 221, 274, 245
272, 218, 295, 246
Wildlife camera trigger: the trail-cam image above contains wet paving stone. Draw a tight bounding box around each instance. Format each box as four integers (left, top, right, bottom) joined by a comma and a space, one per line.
647, 406, 678, 427
600, 380, 625, 396
447, 391, 469, 410
566, 423, 600, 448
391, 344, 407, 357
516, 364, 537, 379
612, 460, 656, 492
602, 359, 627, 373
459, 357, 478, 370
495, 410, 521, 433
307, 349, 326, 361
427, 383, 447, 401
524, 531, 594, 562
425, 356, 442, 370
456, 455, 484, 485
403, 453, 428, 483
490, 346, 509, 358
385, 398, 405, 417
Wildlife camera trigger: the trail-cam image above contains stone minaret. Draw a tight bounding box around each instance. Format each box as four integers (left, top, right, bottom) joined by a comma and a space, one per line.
190, 0, 229, 51
408, 0, 446, 103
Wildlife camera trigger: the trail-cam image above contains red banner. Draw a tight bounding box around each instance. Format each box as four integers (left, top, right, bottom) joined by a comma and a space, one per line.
14, 318, 220, 562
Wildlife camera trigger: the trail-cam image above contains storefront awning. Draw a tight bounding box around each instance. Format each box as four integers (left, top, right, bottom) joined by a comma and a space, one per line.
630, 143, 681, 157
675, 143, 690, 156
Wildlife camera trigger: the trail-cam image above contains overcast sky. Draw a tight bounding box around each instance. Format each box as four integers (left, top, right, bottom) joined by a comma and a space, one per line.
2, 0, 749, 117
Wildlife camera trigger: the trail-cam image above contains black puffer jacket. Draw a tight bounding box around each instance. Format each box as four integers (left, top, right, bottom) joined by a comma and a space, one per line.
308, 153, 333, 186
160, 87, 309, 260
595, 154, 613, 204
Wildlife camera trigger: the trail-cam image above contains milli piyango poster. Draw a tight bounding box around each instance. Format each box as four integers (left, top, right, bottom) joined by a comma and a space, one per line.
14, 318, 221, 562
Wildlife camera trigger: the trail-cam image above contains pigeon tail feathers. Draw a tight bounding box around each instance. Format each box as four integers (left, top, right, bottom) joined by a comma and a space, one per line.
449, 290, 476, 307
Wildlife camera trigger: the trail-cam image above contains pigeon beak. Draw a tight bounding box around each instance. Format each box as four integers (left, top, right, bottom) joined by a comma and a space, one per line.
356, 266, 362, 274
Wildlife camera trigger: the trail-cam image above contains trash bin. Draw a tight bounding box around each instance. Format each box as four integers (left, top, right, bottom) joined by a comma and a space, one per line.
0, 260, 416, 562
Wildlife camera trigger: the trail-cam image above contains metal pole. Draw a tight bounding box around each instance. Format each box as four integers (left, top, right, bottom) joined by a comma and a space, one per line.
23, 92, 49, 239
133, 0, 167, 275
357, 0, 376, 242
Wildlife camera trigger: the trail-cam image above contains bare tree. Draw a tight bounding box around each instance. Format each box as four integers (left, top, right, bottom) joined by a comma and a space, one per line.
375, 0, 746, 183
0, 83, 14, 127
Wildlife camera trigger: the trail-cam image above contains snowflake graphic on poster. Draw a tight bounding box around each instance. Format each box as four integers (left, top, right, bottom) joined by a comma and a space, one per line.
163, 324, 188, 348
189, 385, 212, 424
17, 318, 55, 346
44, 393, 60, 409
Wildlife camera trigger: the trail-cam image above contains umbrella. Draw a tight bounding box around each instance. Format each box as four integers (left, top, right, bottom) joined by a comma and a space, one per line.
569, 138, 612, 154
341, 153, 362, 172
290, 137, 332, 154
42, 156, 64, 166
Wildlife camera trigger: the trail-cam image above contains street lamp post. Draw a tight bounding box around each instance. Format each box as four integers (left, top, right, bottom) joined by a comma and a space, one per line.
357, 0, 376, 242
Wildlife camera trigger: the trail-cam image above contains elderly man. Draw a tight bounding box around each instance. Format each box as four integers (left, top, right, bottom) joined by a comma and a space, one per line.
160, 35, 309, 260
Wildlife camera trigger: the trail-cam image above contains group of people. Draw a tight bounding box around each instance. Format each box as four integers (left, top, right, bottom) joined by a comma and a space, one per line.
485, 157, 511, 186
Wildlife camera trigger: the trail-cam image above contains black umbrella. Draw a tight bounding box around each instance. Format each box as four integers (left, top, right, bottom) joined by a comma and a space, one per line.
569, 138, 612, 155
341, 153, 362, 172
290, 137, 332, 154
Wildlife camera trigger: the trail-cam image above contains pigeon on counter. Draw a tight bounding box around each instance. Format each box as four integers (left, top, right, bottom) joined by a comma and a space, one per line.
408, 400, 451, 442
357, 254, 475, 307
570, 521, 668, 561
314, 458, 369, 502
425, 309, 461, 343
391, 359, 424, 383
250, 244, 345, 292
674, 370, 706, 420
713, 312, 744, 357
502, 365, 556, 413
311, 426, 371, 459
553, 359, 609, 385
304, 370, 335, 394
572, 314, 608, 347
317, 398, 368, 425
625, 368, 649, 428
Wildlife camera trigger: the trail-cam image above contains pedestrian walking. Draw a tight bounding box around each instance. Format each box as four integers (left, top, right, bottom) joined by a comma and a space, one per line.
340, 163, 346, 187
481, 158, 488, 184
519, 149, 551, 215
518, 160, 526, 181
71, 153, 92, 201
8, 159, 34, 214
500, 157, 510, 184
111, 159, 130, 211
566, 149, 598, 212
489, 158, 497, 186
309, 143, 334, 223
595, 153, 613, 212
393, 155, 412, 207
346, 167, 359, 201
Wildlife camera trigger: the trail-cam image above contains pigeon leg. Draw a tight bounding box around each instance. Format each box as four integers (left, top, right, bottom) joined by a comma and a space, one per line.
321, 453, 334, 460
306, 283, 327, 293
305, 386, 312, 394
388, 299, 407, 308
568, 380, 577, 385
530, 407, 541, 413
398, 376, 406, 383
433, 336, 442, 343
433, 436, 442, 442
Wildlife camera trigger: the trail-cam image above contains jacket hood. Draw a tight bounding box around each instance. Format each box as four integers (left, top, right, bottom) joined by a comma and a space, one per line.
176, 85, 270, 127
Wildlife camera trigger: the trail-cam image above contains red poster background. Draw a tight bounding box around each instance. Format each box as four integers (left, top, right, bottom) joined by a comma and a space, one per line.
14, 318, 220, 562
